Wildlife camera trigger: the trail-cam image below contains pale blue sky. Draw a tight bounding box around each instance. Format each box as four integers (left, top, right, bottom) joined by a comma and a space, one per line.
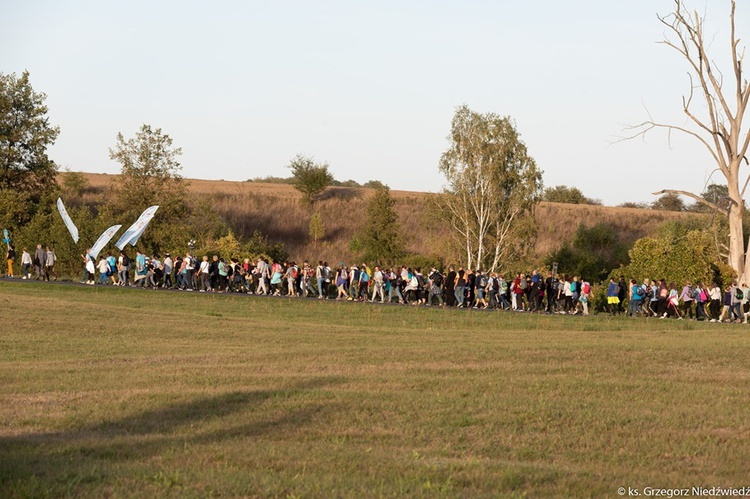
2, 0, 745, 205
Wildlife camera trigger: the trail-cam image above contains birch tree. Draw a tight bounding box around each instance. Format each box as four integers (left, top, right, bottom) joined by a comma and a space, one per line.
632, 1, 749, 281
439, 105, 542, 272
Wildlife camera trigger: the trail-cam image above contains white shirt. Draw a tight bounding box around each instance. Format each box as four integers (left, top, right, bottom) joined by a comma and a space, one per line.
97, 259, 109, 273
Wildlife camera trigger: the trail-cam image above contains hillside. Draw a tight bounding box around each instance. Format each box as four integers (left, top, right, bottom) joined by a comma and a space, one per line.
74, 173, 702, 265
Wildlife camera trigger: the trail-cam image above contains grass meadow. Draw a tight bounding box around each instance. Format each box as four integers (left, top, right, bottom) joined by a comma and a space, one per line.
1, 280, 749, 497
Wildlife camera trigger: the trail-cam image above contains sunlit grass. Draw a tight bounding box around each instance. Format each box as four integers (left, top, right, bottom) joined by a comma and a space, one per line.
0, 281, 748, 497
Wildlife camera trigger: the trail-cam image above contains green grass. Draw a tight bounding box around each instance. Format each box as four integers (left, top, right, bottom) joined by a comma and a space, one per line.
0, 281, 749, 497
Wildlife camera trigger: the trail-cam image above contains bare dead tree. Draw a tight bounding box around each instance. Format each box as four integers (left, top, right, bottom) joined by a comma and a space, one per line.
626, 1, 749, 281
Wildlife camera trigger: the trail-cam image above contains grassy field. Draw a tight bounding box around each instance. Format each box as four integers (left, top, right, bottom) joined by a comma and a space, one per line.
1, 281, 749, 498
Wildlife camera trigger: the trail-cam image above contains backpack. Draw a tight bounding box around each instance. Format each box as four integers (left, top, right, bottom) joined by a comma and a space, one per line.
416, 274, 425, 289
634, 286, 643, 298
736, 288, 744, 300
612, 283, 620, 295
291, 267, 298, 279
582, 282, 590, 294
479, 276, 487, 288
492, 277, 499, 291
122, 255, 130, 267
432, 272, 443, 288
519, 279, 527, 290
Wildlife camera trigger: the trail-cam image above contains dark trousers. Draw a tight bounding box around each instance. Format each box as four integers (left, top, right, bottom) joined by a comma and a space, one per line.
680, 300, 694, 318
709, 299, 721, 319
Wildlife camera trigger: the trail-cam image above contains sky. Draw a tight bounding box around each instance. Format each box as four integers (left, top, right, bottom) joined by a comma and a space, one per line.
2, 0, 747, 206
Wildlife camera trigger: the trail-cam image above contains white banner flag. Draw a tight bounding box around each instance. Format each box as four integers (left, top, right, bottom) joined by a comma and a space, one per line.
89, 225, 122, 259
56, 198, 79, 244
115, 206, 159, 250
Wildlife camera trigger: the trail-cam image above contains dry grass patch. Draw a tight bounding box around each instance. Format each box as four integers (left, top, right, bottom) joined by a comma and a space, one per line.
69, 173, 702, 265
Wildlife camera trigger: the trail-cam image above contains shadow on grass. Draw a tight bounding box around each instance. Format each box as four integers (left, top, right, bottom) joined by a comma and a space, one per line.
0, 377, 342, 495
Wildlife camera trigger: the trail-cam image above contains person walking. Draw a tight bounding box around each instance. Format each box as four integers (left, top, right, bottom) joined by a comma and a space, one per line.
454, 268, 467, 308
44, 246, 56, 281
199, 256, 210, 292
708, 282, 722, 322
20, 247, 32, 279
33, 244, 45, 279
606, 277, 621, 315
679, 281, 694, 319
628, 278, 642, 317
5, 244, 15, 278
371, 266, 386, 303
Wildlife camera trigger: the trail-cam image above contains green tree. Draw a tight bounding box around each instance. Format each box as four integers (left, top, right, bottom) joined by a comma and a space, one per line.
688, 184, 732, 213
616, 228, 734, 287
543, 185, 600, 205
651, 192, 685, 212
309, 212, 325, 246
363, 180, 386, 190
355, 185, 404, 265
0, 190, 34, 229
61, 169, 90, 200
439, 105, 543, 272
0, 71, 60, 197
545, 223, 630, 281
108, 125, 190, 254
330, 179, 361, 188
244, 230, 288, 263
287, 154, 333, 203
215, 230, 242, 259
618, 201, 650, 209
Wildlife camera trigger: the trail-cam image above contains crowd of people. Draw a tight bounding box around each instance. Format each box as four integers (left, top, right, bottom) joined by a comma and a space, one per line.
4, 244, 747, 322
610, 277, 750, 323
5, 244, 58, 281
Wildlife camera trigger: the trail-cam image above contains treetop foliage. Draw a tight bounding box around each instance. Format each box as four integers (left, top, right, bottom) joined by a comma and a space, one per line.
439, 104, 543, 271
616, 229, 734, 287
355, 184, 404, 265
0, 70, 60, 196
542, 185, 601, 205
109, 124, 182, 181
287, 154, 333, 203
651, 192, 686, 212
545, 223, 629, 281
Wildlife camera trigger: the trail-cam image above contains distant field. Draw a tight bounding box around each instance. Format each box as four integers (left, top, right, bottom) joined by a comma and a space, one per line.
1, 280, 748, 497
71, 173, 703, 265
